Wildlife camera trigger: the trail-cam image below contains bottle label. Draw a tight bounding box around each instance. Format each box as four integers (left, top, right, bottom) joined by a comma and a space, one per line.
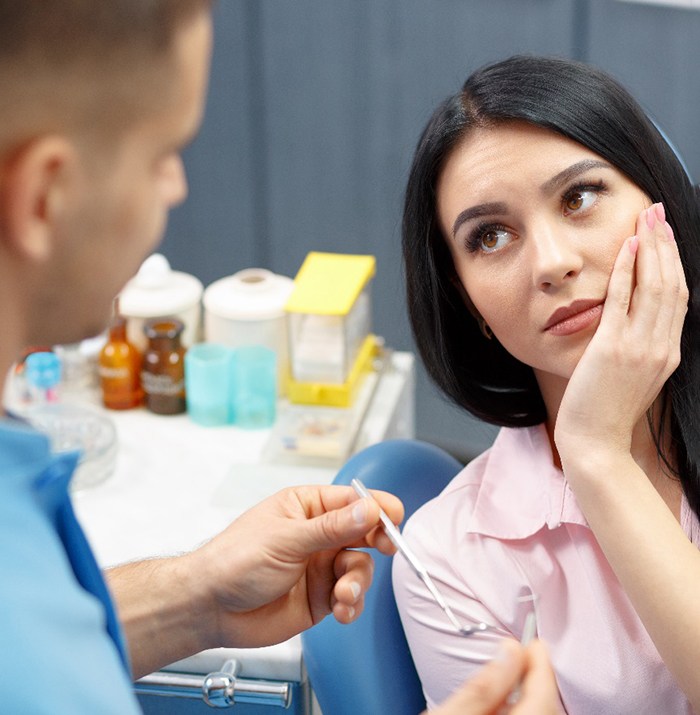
141, 372, 184, 396
99, 366, 131, 380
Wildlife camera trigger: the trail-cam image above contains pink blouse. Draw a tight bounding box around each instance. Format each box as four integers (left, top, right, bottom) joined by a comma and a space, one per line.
393, 424, 698, 714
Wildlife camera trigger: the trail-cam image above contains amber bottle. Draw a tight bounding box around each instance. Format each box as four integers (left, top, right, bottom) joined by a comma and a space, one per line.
99, 301, 143, 410
141, 318, 186, 415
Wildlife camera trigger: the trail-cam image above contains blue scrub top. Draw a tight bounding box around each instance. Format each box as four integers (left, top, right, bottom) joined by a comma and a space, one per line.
0, 417, 141, 713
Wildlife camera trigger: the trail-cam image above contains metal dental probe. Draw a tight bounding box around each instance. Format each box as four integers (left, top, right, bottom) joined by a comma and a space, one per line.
351, 477, 494, 637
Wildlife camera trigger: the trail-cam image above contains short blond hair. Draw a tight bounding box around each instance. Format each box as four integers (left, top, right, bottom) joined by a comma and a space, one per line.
0, 1, 213, 66
0, 0, 213, 150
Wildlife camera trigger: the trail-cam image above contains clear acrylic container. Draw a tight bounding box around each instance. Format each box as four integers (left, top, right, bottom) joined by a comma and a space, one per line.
288, 285, 372, 384
24, 404, 118, 491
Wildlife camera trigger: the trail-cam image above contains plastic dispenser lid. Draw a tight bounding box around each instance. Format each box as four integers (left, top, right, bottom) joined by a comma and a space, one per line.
203, 268, 294, 321
119, 254, 203, 317
285, 252, 376, 315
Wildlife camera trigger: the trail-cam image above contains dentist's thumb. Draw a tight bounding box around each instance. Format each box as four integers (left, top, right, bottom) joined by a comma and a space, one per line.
293, 496, 381, 554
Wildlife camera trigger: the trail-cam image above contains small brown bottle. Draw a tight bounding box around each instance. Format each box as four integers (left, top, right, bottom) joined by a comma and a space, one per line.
99, 299, 143, 410
141, 318, 186, 415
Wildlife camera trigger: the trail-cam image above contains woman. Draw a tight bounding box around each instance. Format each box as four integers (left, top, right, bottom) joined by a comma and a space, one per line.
394, 55, 700, 714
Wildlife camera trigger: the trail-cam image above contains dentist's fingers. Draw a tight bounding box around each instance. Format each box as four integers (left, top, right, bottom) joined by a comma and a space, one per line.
512, 641, 561, 715
330, 549, 374, 623
425, 640, 527, 714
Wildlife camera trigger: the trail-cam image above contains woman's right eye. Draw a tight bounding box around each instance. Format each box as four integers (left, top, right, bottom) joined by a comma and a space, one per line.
467, 225, 514, 254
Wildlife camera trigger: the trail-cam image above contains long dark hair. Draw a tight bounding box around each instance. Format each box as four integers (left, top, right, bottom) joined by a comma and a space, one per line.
402, 55, 700, 516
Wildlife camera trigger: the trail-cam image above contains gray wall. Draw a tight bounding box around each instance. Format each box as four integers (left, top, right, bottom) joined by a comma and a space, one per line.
159, 0, 700, 461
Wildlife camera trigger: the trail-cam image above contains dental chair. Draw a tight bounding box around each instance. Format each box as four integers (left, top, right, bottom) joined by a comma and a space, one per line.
301, 439, 462, 715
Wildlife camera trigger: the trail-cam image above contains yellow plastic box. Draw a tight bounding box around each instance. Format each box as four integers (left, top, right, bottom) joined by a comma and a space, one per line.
285, 252, 377, 407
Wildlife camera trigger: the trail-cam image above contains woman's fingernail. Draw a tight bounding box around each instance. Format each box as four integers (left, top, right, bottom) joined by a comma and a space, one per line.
346, 606, 356, 620
350, 581, 361, 600
352, 498, 369, 524
664, 222, 675, 242
629, 236, 639, 255
655, 202, 666, 223
646, 207, 656, 230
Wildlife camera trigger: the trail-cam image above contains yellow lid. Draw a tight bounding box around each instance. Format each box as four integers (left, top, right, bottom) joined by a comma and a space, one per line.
285, 252, 376, 315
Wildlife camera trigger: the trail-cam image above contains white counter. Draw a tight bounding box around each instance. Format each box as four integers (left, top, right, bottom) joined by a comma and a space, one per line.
73, 352, 414, 682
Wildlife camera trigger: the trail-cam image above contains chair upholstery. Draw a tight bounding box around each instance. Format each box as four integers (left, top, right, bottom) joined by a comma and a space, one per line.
301, 439, 462, 715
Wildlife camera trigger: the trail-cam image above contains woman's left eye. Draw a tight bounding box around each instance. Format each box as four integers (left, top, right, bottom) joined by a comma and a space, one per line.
562, 185, 602, 215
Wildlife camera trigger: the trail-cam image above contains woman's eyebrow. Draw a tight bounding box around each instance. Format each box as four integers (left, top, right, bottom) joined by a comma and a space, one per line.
539, 159, 613, 195
450, 159, 613, 238
451, 202, 507, 238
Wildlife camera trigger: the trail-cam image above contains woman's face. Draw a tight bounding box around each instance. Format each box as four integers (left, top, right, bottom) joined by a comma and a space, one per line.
437, 120, 651, 391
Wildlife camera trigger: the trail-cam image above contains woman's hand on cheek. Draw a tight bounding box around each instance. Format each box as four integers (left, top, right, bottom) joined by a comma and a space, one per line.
554, 203, 688, 467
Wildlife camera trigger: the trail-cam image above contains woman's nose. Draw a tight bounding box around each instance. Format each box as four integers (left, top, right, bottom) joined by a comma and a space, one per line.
529, 223, 582, 290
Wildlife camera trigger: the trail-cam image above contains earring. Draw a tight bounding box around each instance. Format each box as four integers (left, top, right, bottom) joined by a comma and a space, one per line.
479, 317, 493, 340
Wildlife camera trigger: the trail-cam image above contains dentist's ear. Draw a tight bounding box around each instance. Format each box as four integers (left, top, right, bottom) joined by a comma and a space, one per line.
0, 135, 76, 263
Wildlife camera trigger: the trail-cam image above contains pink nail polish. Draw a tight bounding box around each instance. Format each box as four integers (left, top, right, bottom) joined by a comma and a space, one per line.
646, 208, 656, 230
655, 203, 666, 223
664, 222, 675, 242
629, 236, 639, 255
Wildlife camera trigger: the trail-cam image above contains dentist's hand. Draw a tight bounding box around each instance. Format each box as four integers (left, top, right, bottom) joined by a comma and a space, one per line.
189, 484, 404, 648
112, 484, 404, 679
429, 640, 561, 715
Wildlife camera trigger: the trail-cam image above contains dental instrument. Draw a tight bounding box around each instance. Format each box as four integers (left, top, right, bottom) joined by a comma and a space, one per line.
351, 477, 494, 637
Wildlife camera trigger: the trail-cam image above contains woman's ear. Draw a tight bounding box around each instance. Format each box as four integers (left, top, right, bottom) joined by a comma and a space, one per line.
448, 269, 480, 321
0, 135, 76, 262
449, 269, 493, 339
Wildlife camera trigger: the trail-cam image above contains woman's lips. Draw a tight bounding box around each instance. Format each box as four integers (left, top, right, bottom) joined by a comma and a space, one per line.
544, 300, 604, 336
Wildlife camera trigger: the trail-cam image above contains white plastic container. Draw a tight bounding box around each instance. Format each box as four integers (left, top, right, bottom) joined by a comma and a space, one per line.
119, 254, 203, 351
203, 268, 294, 394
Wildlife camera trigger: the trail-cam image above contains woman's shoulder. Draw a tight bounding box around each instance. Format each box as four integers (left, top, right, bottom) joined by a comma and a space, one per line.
402, 424, 550, 541
401, 449, 487, 538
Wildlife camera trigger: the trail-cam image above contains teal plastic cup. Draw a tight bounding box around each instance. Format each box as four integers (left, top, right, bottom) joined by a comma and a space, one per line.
231, 346, 277, 429
185, 343, 234, 426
